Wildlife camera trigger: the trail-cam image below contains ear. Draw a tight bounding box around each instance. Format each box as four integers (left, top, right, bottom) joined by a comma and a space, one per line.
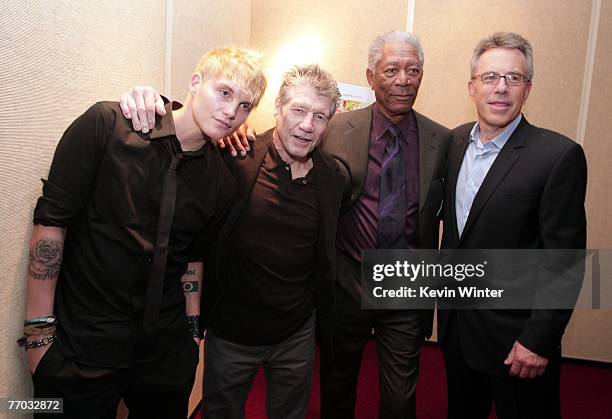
468, 79, 475, 101
522, 81, 532, 104
366, 68, 374, 89
189, 73, 202, 95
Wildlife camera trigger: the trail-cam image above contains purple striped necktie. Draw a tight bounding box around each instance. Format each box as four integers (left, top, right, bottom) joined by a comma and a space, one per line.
378, 124, 406, 249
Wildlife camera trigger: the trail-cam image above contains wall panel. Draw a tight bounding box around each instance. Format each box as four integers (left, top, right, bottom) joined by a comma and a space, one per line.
248, 0, 408, 131
413, 0, 592, 137
563, 0, 612, 362
0, 0, 166, 404
170, 0, 251, 100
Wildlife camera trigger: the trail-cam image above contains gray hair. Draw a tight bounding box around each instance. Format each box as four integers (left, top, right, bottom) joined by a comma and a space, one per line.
471, 32, 534, 81
368, 31, 424, 72
276, 64, 341, 116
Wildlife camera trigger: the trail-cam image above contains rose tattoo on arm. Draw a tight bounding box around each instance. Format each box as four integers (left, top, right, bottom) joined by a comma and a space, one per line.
28, 240, 63, 280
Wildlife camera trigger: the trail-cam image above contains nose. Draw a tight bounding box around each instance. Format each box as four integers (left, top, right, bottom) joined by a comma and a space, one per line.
494, 76, 508, 93
299, 114, 314, 133
223, 102, 237, 120
395, 70, 411, 86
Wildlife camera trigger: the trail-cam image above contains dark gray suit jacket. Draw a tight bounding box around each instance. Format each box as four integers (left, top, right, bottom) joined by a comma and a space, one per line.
321, 104, 451, 337
439, 117, 587, 376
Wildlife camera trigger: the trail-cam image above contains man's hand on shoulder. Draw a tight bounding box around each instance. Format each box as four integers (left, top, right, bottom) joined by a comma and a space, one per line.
216, 121, 256, 157
504, 341, 549, 379
119, 86, 165, 133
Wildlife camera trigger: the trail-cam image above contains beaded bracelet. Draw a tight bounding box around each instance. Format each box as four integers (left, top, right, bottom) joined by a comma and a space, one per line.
186, 315, 199, 338
17, 334, 56, 350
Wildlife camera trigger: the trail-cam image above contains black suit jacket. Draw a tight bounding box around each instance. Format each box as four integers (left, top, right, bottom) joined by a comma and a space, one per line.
200, 129, 346, 330
321, 105, 451, 337
438, 117, 587, 376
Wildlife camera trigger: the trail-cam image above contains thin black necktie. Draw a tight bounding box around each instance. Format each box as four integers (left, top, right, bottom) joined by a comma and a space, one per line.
378, 124, 406, 248
143, 153, 182, 335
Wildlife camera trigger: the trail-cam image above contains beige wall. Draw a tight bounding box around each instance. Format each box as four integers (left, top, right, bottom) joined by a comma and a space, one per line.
169, 0, 251, 100
0, 0, 166, 404
248, 0, 408, 132
564, 0, 612, 362
414, 0, 592, 139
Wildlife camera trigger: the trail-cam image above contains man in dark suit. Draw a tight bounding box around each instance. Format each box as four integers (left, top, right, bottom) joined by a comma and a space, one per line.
318, 31, 450, 418
438, 32, 587, 419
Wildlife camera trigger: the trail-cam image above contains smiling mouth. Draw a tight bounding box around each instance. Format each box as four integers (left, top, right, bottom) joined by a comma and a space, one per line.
488, 101, 510, 107
294, 135, 312, 142
214, 118, 232, 129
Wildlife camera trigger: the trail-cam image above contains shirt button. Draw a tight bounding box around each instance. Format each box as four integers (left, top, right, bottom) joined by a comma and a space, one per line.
285, 165, 290, 171
145, 257, 152, 263
302, 179, 307, 184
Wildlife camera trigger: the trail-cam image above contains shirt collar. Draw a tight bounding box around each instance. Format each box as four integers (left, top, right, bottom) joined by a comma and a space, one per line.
264, 134, 318, 183
150, 100, 212, 157
469, 113, 523, 150
149, 101, 182, 140
372, 103, 414, 143
264, 135, 288, 170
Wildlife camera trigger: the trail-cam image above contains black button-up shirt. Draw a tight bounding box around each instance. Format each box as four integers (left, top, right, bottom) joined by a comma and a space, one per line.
33, 101, 235, 367
213, 139, 318, 345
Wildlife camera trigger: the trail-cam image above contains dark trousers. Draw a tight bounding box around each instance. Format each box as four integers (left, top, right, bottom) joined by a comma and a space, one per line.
441, 314, 562, 419
33, 334, 199, 419
204, 311, 316, 419
319, 252, 424, 419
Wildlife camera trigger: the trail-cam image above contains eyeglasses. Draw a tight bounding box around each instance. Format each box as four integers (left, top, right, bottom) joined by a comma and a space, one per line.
472, 72, 530, 86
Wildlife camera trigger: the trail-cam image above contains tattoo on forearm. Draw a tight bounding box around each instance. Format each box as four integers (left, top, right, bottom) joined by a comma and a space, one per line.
182, 281, 198, 293
28, 239, 62, 281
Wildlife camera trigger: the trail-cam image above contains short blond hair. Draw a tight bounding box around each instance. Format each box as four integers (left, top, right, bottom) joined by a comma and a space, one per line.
276, 64, 341, 116
195, 47, 267, 108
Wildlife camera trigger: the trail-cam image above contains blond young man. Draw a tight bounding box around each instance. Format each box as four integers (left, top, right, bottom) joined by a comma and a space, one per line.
22, 47, 266, 419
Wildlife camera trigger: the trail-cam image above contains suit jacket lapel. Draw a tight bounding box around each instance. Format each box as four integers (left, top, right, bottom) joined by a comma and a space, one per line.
313, 150, 345, 254
460, 118, 531, 242
447, 128, 470, 244
416, 111, 439, 212
343, 105, 373, 197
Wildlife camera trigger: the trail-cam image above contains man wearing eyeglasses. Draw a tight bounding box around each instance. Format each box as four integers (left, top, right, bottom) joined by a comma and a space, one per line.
438, 32, 587, 418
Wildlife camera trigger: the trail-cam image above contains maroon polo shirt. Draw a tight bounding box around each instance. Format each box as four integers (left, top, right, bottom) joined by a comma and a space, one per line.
336, 104, 420, 262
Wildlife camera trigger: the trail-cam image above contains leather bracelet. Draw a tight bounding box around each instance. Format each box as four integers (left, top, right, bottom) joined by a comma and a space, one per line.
24, 323, 56, 336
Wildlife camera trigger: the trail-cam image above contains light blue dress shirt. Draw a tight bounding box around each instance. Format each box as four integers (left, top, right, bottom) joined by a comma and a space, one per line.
455, 114, 522, 236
